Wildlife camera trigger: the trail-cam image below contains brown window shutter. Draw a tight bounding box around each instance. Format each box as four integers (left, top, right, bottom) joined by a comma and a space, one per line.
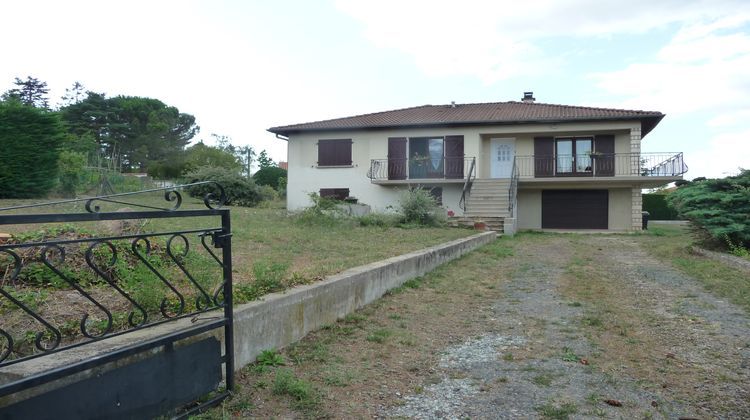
444, 135, 464, 179
318, 139, 352, 166
594, 135, 615, 176
534, 136, 554, 177
387, 137, 407, 180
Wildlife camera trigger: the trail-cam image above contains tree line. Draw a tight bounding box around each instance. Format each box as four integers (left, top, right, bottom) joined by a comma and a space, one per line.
0, 76, 284, 200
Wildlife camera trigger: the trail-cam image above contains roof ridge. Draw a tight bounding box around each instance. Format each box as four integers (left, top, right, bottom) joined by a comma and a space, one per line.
270, 103, 434, 130
437, 100, 661, 115
508, 100, 662, 115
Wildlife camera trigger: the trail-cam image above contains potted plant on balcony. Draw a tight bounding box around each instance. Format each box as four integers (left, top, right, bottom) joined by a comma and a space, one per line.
409, 153, 430, 179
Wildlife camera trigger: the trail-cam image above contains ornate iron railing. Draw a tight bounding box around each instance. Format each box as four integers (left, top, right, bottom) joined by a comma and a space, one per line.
0, 182, 234, 416
514, 152, 687, 178
368, 157, 475, 181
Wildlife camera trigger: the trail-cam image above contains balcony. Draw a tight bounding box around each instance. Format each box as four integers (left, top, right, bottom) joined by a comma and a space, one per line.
369, 157, 475, 183
515, 152, 687, 179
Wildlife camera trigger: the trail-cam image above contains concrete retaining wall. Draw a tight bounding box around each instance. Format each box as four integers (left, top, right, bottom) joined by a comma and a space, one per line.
231, 231, 496, 367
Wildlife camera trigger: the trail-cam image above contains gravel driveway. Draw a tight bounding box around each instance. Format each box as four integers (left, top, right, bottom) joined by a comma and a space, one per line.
387, 234, 750, 419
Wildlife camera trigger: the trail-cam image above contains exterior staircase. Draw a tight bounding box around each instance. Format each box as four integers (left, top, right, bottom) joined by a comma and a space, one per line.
451, 179, 511, 231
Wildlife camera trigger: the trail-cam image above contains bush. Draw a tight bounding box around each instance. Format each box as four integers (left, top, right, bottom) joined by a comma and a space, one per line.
0, 100, 64, 198
57, 151, 87, 197
667, 170, 750, 248
185, 166, 264, 207
253, 166, 287, 190
397, 187, 445, 226
643, 193, 680, 220
294, 193, 348, 226
258, 185, 278, 202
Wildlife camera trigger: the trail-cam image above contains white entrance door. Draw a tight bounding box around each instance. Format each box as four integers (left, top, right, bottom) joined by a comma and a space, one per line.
490, 138, 515, 178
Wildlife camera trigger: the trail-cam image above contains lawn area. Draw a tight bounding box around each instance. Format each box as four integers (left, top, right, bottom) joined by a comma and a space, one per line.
0, 194, 474, 297
142, 201, 475, 288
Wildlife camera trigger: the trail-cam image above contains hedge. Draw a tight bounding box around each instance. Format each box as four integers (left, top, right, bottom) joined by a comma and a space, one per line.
643, 194, 680, 220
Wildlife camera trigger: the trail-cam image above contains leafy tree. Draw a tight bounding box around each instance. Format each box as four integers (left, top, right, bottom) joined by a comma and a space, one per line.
667, 170, 750, 248
253, 166, 287, 190
2, 76, 50, 109
185, 166, 264, 207
0, 100, 64, 197
257, 149, 275, 169
212, 134, 255, 178
147, 141, 243, 179
185, 141, 241, 171
60, 93, 199, 171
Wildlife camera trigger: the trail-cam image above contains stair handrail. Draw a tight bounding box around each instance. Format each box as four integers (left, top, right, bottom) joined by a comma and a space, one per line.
508, 156, 519, 216
459, 157, 476, 211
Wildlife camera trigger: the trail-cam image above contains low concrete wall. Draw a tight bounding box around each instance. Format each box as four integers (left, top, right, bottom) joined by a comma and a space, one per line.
231, 231, 496, 367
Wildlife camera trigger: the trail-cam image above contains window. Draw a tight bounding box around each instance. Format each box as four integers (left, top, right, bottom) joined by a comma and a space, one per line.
318, 139, 352, 167
424, 187, 443, 205
409, 137, 444, 178
319, 188, 349, 200
556, 137, 593, 174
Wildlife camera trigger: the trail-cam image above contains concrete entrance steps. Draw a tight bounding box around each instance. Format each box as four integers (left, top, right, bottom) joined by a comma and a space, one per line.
448, 216, 505, 232
464, 179, 511, 218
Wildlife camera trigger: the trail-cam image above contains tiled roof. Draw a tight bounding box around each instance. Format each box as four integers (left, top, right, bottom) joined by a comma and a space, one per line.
268, 101, 664, 137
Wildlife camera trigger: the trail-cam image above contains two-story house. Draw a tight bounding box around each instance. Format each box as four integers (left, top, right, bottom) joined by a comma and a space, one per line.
268, 93, 686, 233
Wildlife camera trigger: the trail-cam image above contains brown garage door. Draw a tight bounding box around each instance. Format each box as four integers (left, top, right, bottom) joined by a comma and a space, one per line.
542, 190, 608, 229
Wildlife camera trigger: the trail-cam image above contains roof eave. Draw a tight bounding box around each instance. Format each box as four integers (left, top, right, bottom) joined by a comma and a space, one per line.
269, 115, 665, 137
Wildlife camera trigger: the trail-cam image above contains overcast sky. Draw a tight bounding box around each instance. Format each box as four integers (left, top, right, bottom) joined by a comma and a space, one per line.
2, 0, 748, 179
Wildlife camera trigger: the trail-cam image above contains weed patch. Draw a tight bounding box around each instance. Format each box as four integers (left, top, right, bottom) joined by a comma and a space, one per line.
536, 401, 578, 419
272, 368, 321, 412
366, 328, 393, 343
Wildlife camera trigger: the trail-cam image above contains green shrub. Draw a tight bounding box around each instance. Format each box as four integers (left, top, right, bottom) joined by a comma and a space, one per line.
185, 166, 263, 207
294, 193, 347, 226
397, 187, 445, 226
643, 193, 679, 220
253, 166, 287, 190
667, 170, 750, 248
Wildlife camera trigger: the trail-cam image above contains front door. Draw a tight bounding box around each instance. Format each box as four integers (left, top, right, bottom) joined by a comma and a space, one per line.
490, 138, 515, 178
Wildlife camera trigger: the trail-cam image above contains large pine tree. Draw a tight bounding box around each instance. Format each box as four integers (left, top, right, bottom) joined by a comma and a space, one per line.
0, 99, 64, 198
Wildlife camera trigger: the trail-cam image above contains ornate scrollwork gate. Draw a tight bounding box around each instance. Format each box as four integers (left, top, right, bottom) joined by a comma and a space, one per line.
0, 182, 234, 419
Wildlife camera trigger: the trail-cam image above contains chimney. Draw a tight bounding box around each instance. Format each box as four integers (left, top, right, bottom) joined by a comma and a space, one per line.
450, 101, 457, 108
522, 92, 535, 103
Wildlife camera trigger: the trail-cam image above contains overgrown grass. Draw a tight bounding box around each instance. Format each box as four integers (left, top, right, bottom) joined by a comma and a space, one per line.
642, 224, 750, 313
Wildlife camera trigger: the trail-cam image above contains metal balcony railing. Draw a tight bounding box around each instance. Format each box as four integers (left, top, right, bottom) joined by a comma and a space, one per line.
515, 152, 687, 178
368, 157, 476, 181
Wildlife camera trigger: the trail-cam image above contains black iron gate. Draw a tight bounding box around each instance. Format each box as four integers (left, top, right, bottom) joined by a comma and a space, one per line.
0, 182, 234, 419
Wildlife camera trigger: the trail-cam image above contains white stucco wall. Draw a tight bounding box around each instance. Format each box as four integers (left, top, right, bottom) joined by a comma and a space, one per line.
284, 120, 643, 215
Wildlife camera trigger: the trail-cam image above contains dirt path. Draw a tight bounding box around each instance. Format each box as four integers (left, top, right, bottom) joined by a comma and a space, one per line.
209, 233, 750, 419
